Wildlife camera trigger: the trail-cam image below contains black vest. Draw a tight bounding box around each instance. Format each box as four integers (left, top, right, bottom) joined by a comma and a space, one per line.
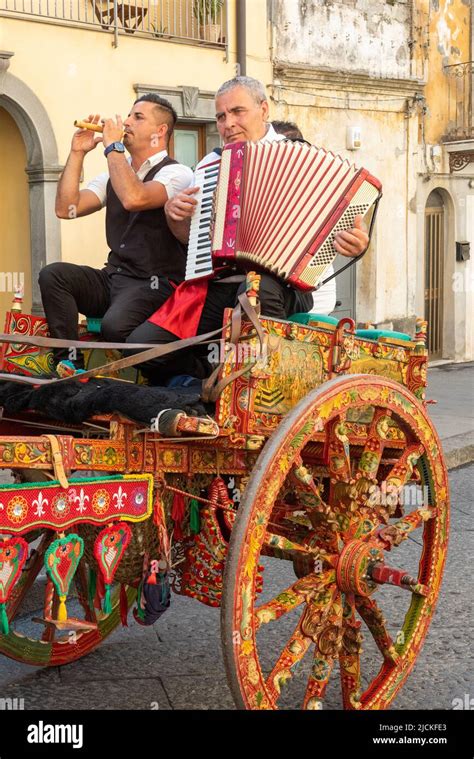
104, 156, 187, 281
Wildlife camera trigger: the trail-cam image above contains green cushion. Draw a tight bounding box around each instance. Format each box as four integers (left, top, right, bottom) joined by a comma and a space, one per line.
86, 317, 103, 334
355, 328, 412, 342
289, 313, 338, 326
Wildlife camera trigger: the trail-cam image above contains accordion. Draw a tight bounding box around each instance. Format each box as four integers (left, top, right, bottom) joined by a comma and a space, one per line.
186, 140, 382, 290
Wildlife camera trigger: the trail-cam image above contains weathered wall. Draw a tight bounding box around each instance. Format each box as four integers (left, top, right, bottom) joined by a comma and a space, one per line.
271, 0, 473, 360
424, 0, 471, 143
271, 0, 423, 328
273, 0, 415, 78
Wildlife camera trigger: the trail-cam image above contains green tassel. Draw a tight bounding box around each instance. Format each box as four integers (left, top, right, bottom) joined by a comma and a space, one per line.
88, 567, 97, 612
190, 498, 200, 534
104, 585, 112, 615
0, 604, 9, 635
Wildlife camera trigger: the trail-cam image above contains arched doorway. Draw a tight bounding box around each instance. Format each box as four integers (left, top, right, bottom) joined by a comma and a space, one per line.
0, 107, 31, 319
424, 190, 445, 359
0, 64, 62, 316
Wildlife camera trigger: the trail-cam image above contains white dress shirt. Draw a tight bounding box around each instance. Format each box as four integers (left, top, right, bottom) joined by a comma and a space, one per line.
87, 150, 193, 207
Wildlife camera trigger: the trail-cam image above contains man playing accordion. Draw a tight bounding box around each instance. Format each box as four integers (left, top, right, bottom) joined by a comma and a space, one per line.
125, 76, 370, 383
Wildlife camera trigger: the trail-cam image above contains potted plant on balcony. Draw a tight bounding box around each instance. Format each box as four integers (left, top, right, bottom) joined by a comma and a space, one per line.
193, 0, 224, 43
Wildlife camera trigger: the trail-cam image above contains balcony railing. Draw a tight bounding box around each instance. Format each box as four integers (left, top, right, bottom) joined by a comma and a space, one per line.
0, 0, 228, 48
443, 60, 473, 142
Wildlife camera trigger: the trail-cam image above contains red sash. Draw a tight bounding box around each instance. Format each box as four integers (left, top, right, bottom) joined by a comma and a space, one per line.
148, 280, 209, 339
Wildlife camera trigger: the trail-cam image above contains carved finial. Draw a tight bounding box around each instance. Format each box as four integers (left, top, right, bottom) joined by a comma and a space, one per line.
10, 283, 24, 313
415, 318, 427, 346
246, 271, 261, 309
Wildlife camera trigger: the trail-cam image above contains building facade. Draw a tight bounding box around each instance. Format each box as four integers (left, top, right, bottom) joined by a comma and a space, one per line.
270, 0, 473, 361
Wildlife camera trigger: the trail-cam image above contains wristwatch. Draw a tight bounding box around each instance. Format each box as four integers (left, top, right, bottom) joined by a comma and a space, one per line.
104, 142, 125, 157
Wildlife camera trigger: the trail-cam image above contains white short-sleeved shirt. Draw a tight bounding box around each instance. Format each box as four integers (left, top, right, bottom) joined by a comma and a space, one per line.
197, 126, 336, 314
86, 150, 193, 208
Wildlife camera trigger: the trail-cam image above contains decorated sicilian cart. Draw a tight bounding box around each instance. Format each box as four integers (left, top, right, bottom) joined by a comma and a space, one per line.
0, 278, 449, 711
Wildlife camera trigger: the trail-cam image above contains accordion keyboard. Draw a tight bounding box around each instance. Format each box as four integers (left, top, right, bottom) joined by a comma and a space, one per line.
185, 159, 220, 280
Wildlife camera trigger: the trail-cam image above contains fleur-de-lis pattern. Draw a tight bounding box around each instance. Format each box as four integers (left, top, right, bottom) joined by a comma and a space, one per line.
74, 488, 90, 514
32, 491, 48, 518
112, 485, 127, 510
0, 475, 153, 534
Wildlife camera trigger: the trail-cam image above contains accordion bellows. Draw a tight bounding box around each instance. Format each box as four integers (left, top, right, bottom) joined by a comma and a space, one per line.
208, 140, 382, 290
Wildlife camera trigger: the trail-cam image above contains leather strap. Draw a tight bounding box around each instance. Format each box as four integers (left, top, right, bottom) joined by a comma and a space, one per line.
0, 322, 231, 386
201, 292, 267, 403
237, 292, 265, 346
42, 435, 69, 488
0, 333, 175, 351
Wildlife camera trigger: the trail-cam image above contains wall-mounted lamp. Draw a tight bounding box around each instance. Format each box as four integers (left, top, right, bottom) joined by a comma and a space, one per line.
346, 126, 361, 150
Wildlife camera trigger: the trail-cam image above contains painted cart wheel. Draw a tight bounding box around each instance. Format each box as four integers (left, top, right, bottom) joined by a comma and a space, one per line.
0, 526, 136, 667
222, 375, 449, 710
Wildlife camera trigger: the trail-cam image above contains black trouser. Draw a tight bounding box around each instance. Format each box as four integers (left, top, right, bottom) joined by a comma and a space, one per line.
125, 273, 313, 383
38, 262, 173, 367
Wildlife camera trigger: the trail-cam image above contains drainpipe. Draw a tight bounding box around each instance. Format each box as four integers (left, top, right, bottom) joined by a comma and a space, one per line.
237, 0, 246, 76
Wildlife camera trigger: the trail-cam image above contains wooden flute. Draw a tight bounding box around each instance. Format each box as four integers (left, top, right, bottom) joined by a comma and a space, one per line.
74, 120, 103, 133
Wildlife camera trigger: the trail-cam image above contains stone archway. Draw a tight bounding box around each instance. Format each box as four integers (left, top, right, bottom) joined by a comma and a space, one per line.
0, 54, 62, 313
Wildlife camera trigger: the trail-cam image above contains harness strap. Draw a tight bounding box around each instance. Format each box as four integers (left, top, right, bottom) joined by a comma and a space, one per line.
42, 435, 69, 489
0, 323, 231, 386
201, 292, 267, 404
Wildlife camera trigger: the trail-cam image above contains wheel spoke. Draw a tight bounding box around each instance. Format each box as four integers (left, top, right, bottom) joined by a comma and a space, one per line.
355, 596, 400, 664
302, 652, 335, 709
374, 444, 425, 517
291, 485, 340, 535
41, 585, 59, 642
326, 416, 352, 483
339, 594, 363, 709
264, 529, 331, 557
264, 583, 341, 704
74, 561, 97, 623
6, 532, 52, 619
301, 591, 343, 709
355, 409, 392, 483
255, 570, 336, 629
265, 625, 313, 699
371, 507, 437, 551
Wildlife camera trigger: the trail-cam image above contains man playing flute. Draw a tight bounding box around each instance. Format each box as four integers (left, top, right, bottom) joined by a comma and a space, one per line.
39, 94, 192, 371
124, 77, 370, 383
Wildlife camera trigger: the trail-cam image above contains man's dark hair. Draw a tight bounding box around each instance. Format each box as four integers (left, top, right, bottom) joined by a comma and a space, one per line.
134, 93, 178, 141
272, 120, 304, 141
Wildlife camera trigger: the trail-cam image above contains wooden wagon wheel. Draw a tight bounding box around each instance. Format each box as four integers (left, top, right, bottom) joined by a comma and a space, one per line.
221, 375, 449, 710
0, 530, 136, 667
0, 497, 137, 666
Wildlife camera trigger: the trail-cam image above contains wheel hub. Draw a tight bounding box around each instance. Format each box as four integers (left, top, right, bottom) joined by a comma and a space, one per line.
336, 540, 384, 597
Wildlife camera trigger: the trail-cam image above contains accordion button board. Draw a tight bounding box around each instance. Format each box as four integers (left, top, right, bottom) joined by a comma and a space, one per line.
186, 158, 220, 280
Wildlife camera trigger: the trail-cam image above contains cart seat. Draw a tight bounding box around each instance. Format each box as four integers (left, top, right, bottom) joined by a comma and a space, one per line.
288, 313, 412, 342
354, 328, 411, 342
288, 313, 338, 326
86, 316, 102, 334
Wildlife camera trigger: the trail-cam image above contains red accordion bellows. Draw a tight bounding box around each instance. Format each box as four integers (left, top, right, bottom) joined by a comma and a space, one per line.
208, 140, 382, 291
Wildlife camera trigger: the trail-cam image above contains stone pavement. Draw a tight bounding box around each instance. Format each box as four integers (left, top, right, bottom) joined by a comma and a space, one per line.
426, 362, 474, 470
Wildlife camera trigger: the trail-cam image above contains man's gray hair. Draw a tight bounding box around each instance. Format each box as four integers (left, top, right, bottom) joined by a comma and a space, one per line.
216, 76, 267, 105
